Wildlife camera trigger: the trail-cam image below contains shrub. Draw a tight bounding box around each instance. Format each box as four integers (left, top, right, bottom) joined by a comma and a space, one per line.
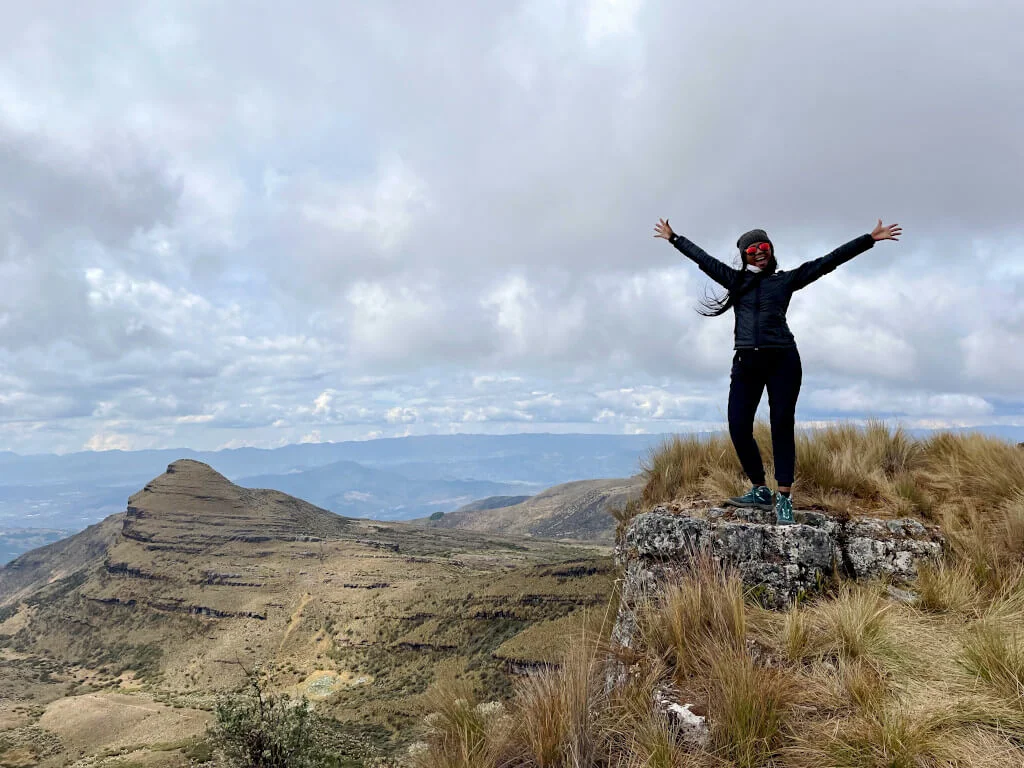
210, 666, 339, 768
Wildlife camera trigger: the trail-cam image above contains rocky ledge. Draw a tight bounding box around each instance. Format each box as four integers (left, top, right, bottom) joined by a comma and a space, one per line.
611, 505, 945, 652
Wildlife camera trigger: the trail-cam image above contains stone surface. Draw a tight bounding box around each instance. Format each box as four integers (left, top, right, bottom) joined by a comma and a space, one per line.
653, 689, 709, 748
611, 506, 944, 653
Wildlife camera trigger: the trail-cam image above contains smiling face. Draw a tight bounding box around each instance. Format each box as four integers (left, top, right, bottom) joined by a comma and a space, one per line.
744, 242, 773, 270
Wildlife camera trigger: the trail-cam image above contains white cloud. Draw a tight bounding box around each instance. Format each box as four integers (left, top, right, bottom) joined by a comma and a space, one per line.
312, 391, 334, 416
584, 0, 643, 45
0, 0, 1021, 453
386, 407, 418, 424
280, 154, 429, 251
84, 432, 135, 451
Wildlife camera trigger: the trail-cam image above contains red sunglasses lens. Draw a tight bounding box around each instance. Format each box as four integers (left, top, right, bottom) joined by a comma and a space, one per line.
745, 242, 770, 254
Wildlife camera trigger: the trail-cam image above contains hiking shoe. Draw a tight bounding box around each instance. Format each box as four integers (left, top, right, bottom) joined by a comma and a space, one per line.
724, 485, 773, 510
775, 493, 795, 525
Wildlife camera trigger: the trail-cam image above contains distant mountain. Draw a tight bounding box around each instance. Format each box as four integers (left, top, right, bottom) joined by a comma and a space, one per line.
0, 433, 667, 546
238, 460, 536, 520
449, 495, 533, 513
423, 476, 643, 543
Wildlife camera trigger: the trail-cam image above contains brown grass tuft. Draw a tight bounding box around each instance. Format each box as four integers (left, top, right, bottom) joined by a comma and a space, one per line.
917, 561, 984, 615
636, 420, 1021, 527
412, 682, 511, 768
706, 647, 797, 768
807, 585, 903, 670
639, 432, 741, 508
641, 551, 746, 679
509, 636, 608, 767
959, 620, 1024, 702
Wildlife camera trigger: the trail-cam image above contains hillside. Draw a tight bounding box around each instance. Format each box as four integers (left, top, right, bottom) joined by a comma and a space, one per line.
0, 459, 613, 766
447, 494, 533, 512
423, 476, 643, 543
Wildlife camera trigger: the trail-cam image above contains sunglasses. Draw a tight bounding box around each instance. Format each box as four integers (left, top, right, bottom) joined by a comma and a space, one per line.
744, 242, 771, 255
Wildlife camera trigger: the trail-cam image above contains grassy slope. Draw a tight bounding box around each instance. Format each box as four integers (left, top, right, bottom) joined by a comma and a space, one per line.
425, 477, 643, 544
414, 421, 1024, 768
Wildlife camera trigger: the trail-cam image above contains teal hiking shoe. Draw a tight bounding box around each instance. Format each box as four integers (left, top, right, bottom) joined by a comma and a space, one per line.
775, 493, 795, 525
724, 485, 773, 510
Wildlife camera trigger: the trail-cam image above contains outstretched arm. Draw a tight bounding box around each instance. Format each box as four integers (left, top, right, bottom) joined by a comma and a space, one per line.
654, 218, 739, 288
787, 219, 902, 291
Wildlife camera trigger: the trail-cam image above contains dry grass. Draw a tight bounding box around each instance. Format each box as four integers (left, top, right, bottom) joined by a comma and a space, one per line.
917, 561, 985, 615
416, 582, 1024, 768
639, 432, 745, 509
959, 619, 1024, 701
641, 551, 746, 679
706, 648, 798, 768
511, 638, 607, 767
635, 420, 1024, 523
415, 427, 1024, 767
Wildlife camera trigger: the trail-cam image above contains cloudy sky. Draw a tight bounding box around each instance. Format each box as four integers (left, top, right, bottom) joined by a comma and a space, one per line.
1, 1, 1022, 454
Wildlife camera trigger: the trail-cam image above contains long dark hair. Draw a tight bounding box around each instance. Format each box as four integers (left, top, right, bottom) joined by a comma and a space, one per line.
696, 251, 777, 317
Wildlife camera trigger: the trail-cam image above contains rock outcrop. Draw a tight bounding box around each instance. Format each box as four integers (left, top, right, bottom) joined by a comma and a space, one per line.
612, 505, 944, 653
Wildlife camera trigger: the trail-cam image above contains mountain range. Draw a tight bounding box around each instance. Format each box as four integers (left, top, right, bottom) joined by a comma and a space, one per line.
2, 427, 1022, 564
0, 433, 667, 563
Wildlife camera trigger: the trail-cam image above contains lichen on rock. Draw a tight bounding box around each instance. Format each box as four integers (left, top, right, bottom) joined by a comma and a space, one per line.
611, 505, 944, 653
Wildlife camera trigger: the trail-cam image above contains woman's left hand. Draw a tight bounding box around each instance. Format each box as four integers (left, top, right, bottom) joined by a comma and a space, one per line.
871, 219, 902, 241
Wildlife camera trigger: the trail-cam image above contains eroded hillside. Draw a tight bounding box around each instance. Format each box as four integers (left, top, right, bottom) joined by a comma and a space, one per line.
0, 459, 613, 766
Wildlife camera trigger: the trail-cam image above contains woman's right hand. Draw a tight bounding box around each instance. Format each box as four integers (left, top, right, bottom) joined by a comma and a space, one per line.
653, 218, 675, 240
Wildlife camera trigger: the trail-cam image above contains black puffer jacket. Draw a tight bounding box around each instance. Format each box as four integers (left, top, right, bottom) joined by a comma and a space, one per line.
670, 233, 875, 349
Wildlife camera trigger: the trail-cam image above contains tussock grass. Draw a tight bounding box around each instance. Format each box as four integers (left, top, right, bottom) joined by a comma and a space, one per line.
707, 647, 797, 768
960, 620, 1024, 701
415, 427, 1024, 767
812, 585, 903, 668
811, 706, 956, 768
634, 419, 1023, 524
917, 561, 984, 615
410, 683, 511, 768
641, 551, 746, 679
639, 432, 742, 509
511, 638, 606, 767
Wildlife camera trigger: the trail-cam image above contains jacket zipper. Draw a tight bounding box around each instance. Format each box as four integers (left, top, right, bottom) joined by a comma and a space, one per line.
753, 280, 761, 350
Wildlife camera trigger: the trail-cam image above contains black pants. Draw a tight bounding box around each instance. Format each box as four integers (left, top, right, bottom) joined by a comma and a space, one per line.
727, 346, 802, 487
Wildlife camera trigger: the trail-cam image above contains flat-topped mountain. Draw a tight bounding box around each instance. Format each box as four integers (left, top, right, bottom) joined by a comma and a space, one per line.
0, 459, 612, 766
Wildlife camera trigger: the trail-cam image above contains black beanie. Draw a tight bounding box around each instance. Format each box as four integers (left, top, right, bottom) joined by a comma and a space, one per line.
737, 229, 772, 252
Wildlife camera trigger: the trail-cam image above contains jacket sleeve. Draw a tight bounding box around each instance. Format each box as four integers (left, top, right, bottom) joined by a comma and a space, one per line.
786, 234, 875, 291
669, 233, 739, 288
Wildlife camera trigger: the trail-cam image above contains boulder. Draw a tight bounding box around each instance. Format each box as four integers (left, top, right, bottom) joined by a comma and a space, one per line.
612, 506, 944, 651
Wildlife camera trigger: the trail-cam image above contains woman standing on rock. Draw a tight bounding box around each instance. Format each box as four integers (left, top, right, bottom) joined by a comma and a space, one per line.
653, 218, 902, 524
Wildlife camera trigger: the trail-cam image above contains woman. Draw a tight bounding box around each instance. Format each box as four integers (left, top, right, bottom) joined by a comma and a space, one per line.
653, 218, 902, 524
